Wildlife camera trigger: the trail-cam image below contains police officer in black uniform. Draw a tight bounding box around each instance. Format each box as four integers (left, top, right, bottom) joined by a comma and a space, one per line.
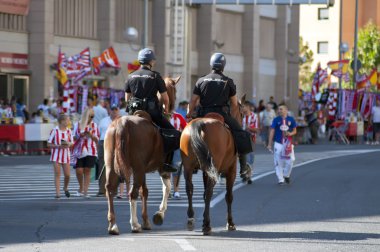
125, 48, 177, 172
186, 52, 249, 177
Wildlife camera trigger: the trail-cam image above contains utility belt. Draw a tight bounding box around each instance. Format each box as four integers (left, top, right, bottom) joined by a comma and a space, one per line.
198, 105, 230, 117
128, 97, 159, 114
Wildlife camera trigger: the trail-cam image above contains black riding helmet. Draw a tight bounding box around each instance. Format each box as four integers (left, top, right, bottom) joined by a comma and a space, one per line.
210, 53, 226, 71
138, 48, 156, 65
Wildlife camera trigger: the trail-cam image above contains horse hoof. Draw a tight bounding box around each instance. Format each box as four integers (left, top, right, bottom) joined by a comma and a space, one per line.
142, 221, 152, 230
202, 227, 212, 236
131, 225, 142, 233
247, 179, 252, 185
153, 212, 164, 226
108, 224, 120, 235
226, 223, 236, 231
187, 219, 195, 231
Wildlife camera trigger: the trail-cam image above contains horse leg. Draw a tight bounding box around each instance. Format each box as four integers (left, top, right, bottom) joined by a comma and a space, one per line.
225, 165, 237, 231
105, 163, 120, 235
183, 163, 195, 231
129, 173, 143, 233
140, 177, 152, 230
153, 172, 171, 226
202, 171, 216, 236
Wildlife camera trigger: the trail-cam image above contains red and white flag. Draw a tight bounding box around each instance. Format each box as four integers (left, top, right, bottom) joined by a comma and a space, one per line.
92, 47, 120, 75
311, 64, 327, 101
66, 48, 92, 83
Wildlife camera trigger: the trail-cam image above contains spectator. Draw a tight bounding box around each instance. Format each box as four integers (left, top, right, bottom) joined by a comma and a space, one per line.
169, 111, 187, 199
304, 107, 319, 144
370, 98, 380, 145
259, 103, 276, 146
73, 107, 100, 198
268, 96, 278, 111
47, 114, 73, 198
16, 98, 29, 123
257, 99, 265, 113
93, 98, 108, 125
239, 101, 259, 181
176, 100, 189, 119
267, 104, 297, 185
96, 104, 121, 197
119, 99, 128, 116
37, 98, 50, 118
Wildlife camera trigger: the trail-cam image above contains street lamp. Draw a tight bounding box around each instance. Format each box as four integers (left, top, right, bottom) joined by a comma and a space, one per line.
338, 42, 349, 90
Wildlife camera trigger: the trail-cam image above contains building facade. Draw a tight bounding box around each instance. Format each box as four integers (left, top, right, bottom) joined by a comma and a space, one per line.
300, 0, 380, 71
0, 0, 300, 113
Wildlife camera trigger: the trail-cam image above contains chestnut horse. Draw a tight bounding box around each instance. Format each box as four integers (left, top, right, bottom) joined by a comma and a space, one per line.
180, 95, 245, 235
104, 76, 180, 234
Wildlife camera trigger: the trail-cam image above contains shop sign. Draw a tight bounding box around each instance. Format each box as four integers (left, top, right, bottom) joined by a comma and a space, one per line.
0, 52, 28, 70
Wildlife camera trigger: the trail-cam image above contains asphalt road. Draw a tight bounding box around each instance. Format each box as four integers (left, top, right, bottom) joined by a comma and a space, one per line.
0, 151, 380, 251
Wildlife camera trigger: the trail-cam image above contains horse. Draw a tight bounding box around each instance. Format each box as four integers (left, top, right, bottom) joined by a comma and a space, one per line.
180, 95, 246, 235
104, 76, 181, 234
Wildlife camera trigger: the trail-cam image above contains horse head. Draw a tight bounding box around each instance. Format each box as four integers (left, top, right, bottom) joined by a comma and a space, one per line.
164, 76, 181, 113
232, 94, 246, 127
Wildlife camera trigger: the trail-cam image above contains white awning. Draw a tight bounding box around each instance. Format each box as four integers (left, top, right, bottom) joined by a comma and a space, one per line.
185, 0, 334, 6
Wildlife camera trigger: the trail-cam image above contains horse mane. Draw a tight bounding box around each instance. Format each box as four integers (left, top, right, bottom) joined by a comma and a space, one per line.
164, 77, 176, 112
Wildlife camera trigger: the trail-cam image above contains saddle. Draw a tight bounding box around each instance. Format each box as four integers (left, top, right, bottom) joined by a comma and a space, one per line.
133, 110, 180, 154
203, 112, 253, 155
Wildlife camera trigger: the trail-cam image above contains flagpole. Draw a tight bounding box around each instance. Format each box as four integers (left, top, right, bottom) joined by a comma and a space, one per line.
352, 0, 359, 90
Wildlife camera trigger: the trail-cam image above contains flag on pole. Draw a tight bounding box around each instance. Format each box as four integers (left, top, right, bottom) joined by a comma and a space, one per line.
127, 60, 140, 74
368, 69, 377, 86
92, 47, 121, 75
311, 64, 327, 101
66, 48, 92, 83
327, 59, 350, 78
56, 46, 68, 85
356, 73, 368, 90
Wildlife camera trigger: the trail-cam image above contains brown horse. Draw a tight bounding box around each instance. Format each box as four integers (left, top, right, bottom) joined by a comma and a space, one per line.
180, 95, 245, 235
104, 76, 180, 234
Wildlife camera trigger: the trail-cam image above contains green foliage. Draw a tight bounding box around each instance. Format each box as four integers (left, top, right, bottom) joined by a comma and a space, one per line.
354, 21, 380, 74
299, 36, 314, 91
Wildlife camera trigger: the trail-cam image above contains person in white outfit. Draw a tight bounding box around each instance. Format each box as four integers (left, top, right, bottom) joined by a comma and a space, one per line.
267, 105, 297, 185
370, 98, 380, 144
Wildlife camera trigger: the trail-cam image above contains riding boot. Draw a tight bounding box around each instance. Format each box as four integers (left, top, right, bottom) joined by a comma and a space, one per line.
162, 151, 177, 173
238, 154, 249, 178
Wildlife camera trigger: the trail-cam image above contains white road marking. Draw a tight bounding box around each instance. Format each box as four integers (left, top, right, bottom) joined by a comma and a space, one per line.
173, 239, 197, 251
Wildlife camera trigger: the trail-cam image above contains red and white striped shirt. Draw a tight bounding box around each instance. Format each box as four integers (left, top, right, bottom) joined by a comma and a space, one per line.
74, 122, 100, 158
242, 112, 259, 142
170, 112, 187, 131
48, 126, 74, 164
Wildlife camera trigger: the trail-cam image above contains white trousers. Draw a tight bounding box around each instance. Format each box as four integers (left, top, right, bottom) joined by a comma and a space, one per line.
273, 142, 295, 183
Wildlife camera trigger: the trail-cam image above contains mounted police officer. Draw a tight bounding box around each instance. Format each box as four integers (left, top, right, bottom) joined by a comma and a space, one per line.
125, 48, 178, 172
186, 52, 250, 177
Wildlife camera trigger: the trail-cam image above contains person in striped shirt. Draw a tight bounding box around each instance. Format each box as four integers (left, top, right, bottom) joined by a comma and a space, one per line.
169, 112, 187, 199
47, 114, 74, 199
73, 108, 100, 198
239, 101, 259, 182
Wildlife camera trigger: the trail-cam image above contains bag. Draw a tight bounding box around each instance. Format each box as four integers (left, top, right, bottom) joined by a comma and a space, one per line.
280, 138, 292, 159
70, 138, 84, 166
160, 128, 181, 153
231, 129, 253, 155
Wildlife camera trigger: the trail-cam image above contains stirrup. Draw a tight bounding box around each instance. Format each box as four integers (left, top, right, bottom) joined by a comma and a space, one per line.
163, 163, 177, 173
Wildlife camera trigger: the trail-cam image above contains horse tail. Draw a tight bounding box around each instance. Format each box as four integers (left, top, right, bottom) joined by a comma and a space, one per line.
189, 120, 218, 182
114, 119, 130, 179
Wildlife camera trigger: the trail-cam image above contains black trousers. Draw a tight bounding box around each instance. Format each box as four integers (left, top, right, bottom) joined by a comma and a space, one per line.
148, 108, 176, 130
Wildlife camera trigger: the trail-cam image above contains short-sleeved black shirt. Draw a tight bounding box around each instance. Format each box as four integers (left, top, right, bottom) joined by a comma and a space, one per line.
125, 67, 167, 101
193, 71, 236, 107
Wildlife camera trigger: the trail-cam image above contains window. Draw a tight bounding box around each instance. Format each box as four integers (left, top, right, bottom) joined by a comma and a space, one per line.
317, 42, 328, 54
54, 0, 98, 39
0, 13, 26, 32
260, 18, 276, 59
318, 8, 329, 20
215, 10, 242, 54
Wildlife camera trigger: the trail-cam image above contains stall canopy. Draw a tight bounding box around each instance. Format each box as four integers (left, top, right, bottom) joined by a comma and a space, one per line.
186, 0, 334, 6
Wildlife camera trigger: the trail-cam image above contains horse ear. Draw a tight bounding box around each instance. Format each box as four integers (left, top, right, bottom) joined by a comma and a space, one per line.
173, 76, 181, 85
240, 94, 246, 104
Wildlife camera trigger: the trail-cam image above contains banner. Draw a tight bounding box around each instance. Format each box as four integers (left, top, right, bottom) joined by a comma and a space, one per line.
92, 47, 120, 75
0, 0, 29, 15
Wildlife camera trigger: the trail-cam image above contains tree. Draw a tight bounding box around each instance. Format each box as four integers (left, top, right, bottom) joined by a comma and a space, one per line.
355, 21, 380, 74
299, 36, 314, 91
